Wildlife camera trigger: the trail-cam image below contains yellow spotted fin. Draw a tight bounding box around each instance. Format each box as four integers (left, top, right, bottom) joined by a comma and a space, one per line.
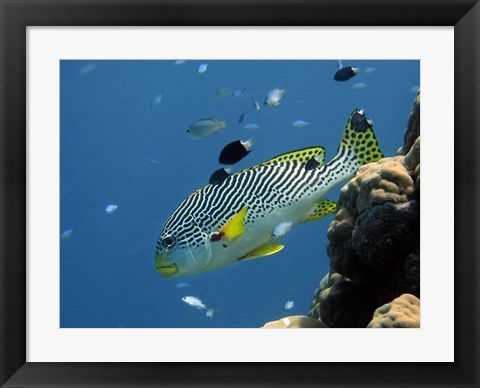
300, 199, 337, 223
221, 206, 248, 240
255, 146, 326, 168
238, 242, 284, 261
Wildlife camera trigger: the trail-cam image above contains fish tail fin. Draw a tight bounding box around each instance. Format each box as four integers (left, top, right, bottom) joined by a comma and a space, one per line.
336, 108, 384, 169
223, 118, 232, 128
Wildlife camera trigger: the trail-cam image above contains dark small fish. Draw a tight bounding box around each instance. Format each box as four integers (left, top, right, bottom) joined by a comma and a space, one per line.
238, 112, 247, 124
209, 168, 232, 185
305, 155, 322, 170
219, 138, 254, 165
350, 109, 373, 131
334, 66, 359, 81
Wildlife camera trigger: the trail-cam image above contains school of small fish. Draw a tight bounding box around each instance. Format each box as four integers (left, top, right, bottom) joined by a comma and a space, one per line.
66, 60, 400, 322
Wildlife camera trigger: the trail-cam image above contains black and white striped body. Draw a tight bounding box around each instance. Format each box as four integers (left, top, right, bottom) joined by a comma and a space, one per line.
155, 109, 383, 278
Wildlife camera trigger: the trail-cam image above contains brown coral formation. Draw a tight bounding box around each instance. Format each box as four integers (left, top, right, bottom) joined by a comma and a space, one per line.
309, 272, 375, 327
367, 294, 420, 328
309, 95, 420, 328
261, 94, 420, 329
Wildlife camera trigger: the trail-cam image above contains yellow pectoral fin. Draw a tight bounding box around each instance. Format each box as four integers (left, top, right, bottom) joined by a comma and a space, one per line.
239, 242, 285, 261
221, 206, 248, 240
301, 199, 337, 224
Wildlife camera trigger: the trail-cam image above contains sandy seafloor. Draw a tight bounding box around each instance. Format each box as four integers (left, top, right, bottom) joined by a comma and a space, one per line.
60, 60, 419, 328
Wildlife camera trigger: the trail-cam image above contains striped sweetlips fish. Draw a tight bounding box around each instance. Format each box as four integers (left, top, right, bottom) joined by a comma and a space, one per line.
155, 109, 383, 278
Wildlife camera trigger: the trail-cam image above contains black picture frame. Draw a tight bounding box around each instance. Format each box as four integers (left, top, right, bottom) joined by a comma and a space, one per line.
1, 1, 479, 387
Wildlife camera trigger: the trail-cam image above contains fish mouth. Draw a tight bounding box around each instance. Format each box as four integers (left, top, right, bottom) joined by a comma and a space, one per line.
156, 263, 179, 277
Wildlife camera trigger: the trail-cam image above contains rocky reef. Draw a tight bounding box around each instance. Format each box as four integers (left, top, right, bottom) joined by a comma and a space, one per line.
263, 93, 421, 328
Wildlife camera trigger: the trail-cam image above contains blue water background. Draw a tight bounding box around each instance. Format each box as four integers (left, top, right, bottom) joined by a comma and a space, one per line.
60, 60, 419, 328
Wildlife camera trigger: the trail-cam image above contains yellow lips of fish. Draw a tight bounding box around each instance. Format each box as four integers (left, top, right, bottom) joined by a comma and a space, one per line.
156, 263, 179, 276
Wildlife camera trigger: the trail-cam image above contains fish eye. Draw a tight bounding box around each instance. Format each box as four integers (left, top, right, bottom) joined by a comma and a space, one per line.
162, 235, 176, 249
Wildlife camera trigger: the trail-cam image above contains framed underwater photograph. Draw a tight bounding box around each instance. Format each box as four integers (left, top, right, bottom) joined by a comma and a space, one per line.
1, 0, 479, 387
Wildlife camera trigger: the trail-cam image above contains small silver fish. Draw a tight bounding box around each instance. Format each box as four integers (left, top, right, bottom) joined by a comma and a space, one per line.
251, 99, 261, 110
174, 60, 187, 66
215, 87, 233, 99
284, 300, 294, 310
187, 118, 227, 139
264, 88, 286, 107
146, 158, 161, 165
291, 120, 311, 128
205, 308, 218, 318
234, 88, 247, 97
364, 66, 376, 74
352, 82, 368, 90
337, 60, 343, 69
182, 296, 206, 310
150, 93, 163, 108
411, 86, 420, 93
105, 204, 118, 214
60, 229, 74, 241
79, 63, 96, 75
175, 282, 190, 289
197, 63, 208, 74
272, 221, 293, 238
243, 123, 260, 130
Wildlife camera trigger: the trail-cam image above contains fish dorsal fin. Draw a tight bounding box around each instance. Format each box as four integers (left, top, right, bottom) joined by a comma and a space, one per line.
238, 242, 284, 261
221, 206, 248, 240
300, 199, 337, 224
255, 146, 325, 168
